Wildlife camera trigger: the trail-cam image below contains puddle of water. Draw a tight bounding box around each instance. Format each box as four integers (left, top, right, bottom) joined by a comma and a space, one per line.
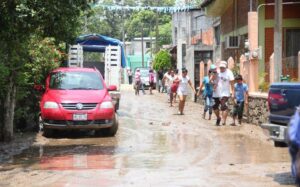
216, 133, 290, 165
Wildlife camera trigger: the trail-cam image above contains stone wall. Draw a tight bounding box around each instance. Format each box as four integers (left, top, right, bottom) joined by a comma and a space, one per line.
197, 92, 269, 125
247, 92, 268, 125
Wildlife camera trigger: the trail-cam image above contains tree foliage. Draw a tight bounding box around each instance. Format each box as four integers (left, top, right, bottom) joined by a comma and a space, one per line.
153, 50, 171, 71
125, 10, 156, 40
80, 0, 175, 46
0, 0, 91, 141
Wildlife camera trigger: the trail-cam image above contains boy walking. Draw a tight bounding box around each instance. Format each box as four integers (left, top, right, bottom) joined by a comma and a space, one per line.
231, 74, 249, 126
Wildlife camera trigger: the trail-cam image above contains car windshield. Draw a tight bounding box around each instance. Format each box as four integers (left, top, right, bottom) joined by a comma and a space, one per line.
49, 71, 104, 90
139, 69, 149, 77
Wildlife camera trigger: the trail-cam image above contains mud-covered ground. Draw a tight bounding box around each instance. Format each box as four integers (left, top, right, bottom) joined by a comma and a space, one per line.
0, 85, 295, 187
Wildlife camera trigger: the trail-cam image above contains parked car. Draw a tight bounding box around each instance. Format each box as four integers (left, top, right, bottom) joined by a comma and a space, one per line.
134, 67, 156, 89
36, 67, 119, 137
262, 83, 300, 147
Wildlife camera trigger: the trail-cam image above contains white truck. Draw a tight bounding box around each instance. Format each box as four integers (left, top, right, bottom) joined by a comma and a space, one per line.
68, 44, 121, 111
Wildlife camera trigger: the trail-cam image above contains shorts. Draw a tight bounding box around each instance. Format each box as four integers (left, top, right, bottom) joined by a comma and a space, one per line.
212, 97, 229, 111
149, 81, 154, 88
233, 101, 244, 119
177, 89, 188, 96
167, 86, 171, 95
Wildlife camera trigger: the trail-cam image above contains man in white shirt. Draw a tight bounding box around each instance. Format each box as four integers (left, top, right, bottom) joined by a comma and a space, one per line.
212, 61, 235, 126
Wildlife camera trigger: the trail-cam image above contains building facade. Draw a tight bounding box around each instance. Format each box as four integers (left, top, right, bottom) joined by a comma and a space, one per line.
172, 9, 214, 98
125, 37, 155, 71
201, 0, 300, 91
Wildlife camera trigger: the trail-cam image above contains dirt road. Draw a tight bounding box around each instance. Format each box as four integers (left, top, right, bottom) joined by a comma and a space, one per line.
0, 85, 294, 187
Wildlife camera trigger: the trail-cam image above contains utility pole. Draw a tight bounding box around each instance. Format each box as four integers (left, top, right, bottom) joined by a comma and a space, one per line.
274, 0, 282, 82
141, 24, 144, 67
155, 0, 159, 53
121, 0, 125, 48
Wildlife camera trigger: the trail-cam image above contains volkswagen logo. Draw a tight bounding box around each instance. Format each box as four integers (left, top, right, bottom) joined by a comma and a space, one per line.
76, 103, 83, 110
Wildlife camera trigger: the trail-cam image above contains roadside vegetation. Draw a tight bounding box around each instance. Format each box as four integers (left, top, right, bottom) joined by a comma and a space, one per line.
0, 1, 91, 141
0, 0, 177, 141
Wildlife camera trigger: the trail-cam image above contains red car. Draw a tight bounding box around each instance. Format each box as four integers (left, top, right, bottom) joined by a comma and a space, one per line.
38, 67, 118, 137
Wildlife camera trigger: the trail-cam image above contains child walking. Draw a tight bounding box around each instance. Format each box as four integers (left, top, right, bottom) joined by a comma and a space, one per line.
231, 74, 249, 126
197, 65, 216, 120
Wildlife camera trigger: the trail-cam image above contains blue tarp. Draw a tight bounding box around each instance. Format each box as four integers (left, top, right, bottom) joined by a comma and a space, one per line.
75, 34, 127, 68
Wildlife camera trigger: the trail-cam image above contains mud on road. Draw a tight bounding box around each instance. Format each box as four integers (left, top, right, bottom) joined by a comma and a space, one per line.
0, 85, 295, 187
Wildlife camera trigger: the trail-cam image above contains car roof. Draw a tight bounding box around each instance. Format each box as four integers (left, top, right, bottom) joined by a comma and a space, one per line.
51, 67, 98, 73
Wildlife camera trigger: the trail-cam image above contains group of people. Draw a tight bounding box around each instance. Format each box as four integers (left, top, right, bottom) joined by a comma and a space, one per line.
161, 68, 196, 115
133, 68, 155, 95
130, 60, 249, 126
197, 61, 249, 126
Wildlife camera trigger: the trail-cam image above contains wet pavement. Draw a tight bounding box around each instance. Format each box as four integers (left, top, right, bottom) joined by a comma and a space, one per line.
0, 85, 295, 186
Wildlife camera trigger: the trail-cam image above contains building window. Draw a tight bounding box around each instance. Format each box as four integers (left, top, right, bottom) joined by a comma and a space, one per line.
182, 44, 186, 57
214, 25, 220, 46
285, 29, 300, 58
146, 42, 151, 49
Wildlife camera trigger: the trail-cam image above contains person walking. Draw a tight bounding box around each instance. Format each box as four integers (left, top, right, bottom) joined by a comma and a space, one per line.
168, 70, 177, 107
134, 69, 141, 95
173, 69, 179, 103
158, 69, 164, 93
231, 74, 249, 126
149, 69, 155, 95
212, 61, 235, 126
127, 68, 133, 84
175, 68, 196, 115
197, 65, 216, 120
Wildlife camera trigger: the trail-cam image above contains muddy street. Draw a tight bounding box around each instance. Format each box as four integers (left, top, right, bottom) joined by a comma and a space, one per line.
0, 85, 294, 187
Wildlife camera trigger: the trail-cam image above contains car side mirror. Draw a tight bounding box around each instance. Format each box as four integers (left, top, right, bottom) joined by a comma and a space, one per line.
34, 84, 45, 92
107, 85, 117, 91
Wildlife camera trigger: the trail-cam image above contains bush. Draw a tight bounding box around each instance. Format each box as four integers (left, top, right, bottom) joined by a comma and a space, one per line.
153, 50, 171, 71
258, 72, 269, 92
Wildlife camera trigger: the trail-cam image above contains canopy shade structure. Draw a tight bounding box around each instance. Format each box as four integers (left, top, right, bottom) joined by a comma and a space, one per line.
75, 34, 127, 68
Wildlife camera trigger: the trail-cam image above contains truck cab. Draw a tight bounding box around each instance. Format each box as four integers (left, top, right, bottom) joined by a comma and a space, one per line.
262, 83, 300, 146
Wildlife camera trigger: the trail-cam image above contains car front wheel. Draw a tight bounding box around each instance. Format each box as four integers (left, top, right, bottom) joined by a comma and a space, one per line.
95, 114, 119, 137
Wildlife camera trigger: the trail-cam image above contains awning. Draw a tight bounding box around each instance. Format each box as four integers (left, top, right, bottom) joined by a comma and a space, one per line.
75, 34, 127, 68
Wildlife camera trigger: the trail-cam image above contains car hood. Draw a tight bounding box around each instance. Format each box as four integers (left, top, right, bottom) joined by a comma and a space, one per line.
44, 89, 109, 103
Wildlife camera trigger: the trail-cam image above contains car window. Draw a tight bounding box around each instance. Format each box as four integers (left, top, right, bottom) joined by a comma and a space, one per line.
49, 71, 104, 90
138, 69, 149, 77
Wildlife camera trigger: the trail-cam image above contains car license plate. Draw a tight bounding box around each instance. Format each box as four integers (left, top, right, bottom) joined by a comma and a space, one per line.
73, 114, 87, 121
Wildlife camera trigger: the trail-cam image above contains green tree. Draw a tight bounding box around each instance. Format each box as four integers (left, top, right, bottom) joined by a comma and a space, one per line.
153, 50, 171, 71
80, 0, 136, 39
0, 0, 90, 141
125, 10, 156, 40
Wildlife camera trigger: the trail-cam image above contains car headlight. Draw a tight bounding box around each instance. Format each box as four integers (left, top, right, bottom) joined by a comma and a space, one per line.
100, 101, 114, 109
43, 101, 59, 109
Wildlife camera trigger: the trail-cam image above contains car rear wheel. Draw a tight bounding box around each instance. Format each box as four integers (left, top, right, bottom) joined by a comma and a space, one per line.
95, 114, 119, 137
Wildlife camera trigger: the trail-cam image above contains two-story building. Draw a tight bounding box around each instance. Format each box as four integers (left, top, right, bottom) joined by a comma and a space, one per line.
200, 0, 300, 91
172, 9, 215, 98
125, 37, 155, 71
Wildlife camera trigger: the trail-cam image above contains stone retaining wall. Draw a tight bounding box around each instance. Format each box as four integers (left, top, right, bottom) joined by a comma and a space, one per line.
197, 92, 269, 125
247, 92, 268, 125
